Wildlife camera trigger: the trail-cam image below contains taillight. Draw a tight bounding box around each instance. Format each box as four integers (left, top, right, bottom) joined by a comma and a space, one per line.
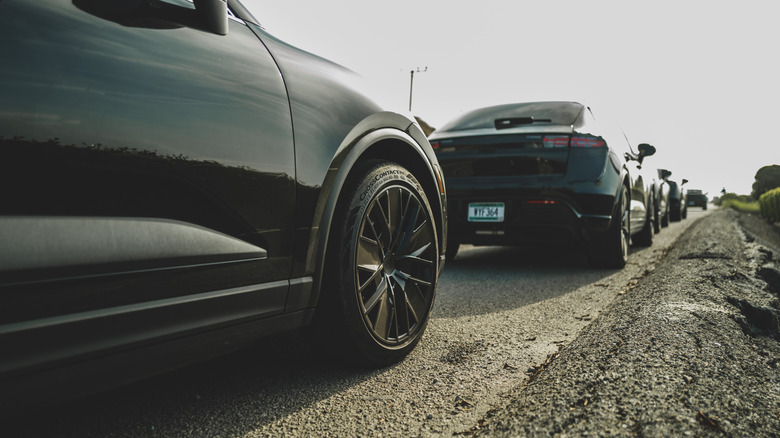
430, 141, 440, 150
542, 135, 606, 148
527, 200, 559, 205
543, 136, 568, 148
570, 136, 605, 147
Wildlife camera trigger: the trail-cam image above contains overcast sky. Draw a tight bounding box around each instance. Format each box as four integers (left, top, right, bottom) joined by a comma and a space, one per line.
242, 0, 779, 197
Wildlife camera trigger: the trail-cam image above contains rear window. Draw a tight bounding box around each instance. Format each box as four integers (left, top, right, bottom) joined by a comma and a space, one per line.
438, 102, 584, 132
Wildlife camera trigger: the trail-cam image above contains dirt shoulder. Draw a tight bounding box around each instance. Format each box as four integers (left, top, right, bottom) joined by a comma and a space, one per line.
469, 208, 780, 436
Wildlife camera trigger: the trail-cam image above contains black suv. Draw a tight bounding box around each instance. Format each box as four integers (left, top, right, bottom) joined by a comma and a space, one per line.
0, 0, 447, 416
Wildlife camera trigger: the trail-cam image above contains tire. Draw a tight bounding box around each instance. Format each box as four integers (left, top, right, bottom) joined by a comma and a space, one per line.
445, 240, 460, 261
633, 195, 654, 247
653, 194, 661, 234
588, 185, 629, 269
661, 207, 669, 227
313, 161, 439, 366
670, 205, 681, 222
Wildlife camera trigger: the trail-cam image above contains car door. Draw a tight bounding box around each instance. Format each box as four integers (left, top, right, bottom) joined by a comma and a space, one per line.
0, 0, 295, 385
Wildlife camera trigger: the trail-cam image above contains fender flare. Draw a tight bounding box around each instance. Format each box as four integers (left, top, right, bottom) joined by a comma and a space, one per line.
306, 112, 446, 306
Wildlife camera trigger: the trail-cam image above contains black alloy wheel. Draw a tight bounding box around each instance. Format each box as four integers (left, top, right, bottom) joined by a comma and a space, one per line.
316, 161, 439, 366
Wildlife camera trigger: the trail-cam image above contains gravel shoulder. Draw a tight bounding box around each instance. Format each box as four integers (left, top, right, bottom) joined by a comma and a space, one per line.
470, 208, 780, 436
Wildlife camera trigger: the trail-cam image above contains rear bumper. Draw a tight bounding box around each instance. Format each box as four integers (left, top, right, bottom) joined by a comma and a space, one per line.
446, 184, 617, 246
687, 197, 707, 207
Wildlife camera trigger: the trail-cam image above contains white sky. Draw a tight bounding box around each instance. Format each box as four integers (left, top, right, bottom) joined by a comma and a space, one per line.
242, 0, 779, 197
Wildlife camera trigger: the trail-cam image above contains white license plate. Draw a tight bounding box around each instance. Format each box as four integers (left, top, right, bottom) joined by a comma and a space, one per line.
468, 202, 504, 222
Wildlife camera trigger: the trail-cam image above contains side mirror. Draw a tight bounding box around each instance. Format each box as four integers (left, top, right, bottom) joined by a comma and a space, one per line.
194, 0, 228, 35
682, 179, 688, 186
73, 0, 228, 35
637, 143, 656, 158
659, 169, 672, 180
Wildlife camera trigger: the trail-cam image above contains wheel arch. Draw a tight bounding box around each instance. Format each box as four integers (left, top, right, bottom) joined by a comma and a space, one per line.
307, 112, 446, 308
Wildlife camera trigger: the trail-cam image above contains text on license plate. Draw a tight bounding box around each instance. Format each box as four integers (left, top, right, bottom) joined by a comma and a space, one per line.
468, 202, 504, 222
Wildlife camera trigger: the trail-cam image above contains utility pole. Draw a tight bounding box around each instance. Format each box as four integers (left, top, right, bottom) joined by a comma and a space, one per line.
409, 67, 427, 112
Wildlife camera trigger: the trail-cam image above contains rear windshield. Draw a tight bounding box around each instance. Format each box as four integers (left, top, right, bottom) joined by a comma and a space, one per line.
438, 102, 584, 132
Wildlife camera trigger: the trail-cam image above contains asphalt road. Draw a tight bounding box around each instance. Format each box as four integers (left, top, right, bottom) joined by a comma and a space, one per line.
5, 209, 710, 437
474, 207, 780, 436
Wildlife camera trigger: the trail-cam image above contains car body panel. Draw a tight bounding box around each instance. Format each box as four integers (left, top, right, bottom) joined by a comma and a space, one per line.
0, 0, 444, 416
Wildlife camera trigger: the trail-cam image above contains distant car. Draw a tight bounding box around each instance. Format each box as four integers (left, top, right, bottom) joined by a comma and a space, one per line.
0, 0, 447, 417
686, 189, 708, 210
655, 169, 672, 230
668, 178, 688, 221
429, 101, 656, 268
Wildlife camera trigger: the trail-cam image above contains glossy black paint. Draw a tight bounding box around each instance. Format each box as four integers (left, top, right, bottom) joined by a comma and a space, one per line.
0, 0, 445, 416
430, 101, 652, 250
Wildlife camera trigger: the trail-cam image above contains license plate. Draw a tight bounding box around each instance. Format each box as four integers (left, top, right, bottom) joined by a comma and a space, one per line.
468, 202, 504, 222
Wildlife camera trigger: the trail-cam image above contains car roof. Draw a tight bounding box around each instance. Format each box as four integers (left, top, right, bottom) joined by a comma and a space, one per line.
436, 101, 585, 133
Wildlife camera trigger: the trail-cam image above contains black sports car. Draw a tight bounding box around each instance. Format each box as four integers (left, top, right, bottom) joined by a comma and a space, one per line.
429, 101, 655, 268
0, 0, 447, 416
686, 189, 708, 210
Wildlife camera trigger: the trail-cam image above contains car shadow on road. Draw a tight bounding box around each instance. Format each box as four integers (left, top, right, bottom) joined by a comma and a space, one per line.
434, 243, 625, 318
4, 329, 393, 437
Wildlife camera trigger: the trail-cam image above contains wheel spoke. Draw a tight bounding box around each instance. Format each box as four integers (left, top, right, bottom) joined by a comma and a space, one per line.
371, 195, 393, 251
385, 188, 404, 248
394, 196, 420, 252
370, 280, 394, 339
358, 262, 383, 293
394, 269, 432, 289
401, 218, 429, 254
402, 283, 425, 325
363, 217, 386, 259
397, 252, 433, 267
362, 274, 388, 313
357, 236, 382, 268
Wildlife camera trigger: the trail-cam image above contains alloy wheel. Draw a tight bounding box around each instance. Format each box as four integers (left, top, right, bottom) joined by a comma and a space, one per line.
355, 185, 436, 345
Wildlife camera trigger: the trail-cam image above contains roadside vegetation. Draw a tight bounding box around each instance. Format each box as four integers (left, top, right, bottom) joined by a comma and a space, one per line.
759, 187, 780, 223
714, 164, 780, 222
719, 196, 761, 214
